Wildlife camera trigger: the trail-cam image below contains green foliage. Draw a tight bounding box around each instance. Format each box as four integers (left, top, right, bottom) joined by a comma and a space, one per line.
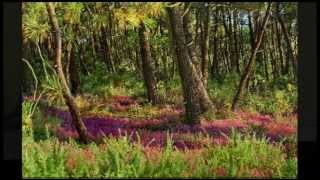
153, 136, 187, 177
22, 2, 297, 178
97, 136, 146, 178
207, 73, 239, 119
205, 130, 292, 178
63, 3, 84, 25
281, 157, 297, 178
22, 101, 38, 137
23, 2, 49, 44
41, 73, 65, 107
80, 66, 145, 97
113, 2, 164, 29
244, 87, 296, 117
23, 138, 67, 178
22, 130, 297, 178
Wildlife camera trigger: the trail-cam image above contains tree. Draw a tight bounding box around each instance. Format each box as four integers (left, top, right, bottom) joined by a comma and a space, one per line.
46, 2, 90, 143
276, 2, 297, 78
231, 2, 272, 111
138, 22, 160, 104
182, 3, 201, 74
200, 3, 210, 88
167, 3, 213, 125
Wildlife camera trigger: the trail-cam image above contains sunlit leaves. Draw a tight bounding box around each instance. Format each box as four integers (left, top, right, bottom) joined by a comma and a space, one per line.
23, 2, 50, 44
23, 18, 50, 44
63, 3, 84, 25
114, 7, 143, 28
113, 2, 164, 29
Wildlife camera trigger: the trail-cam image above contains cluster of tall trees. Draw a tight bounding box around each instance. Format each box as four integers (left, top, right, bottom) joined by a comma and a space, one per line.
22, 2, 298, 143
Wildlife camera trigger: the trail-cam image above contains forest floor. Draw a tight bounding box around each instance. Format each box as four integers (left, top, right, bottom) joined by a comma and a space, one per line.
35, 95, 297, 148
23, 93, 297, 178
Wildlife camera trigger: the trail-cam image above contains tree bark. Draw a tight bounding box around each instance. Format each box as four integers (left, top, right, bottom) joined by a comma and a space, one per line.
101, 27, 114, 73
183, 3, 201, 74
46, 2, 90, 144
200, 5, 210, 88
138, 22, 160, 105
233, 10, 241, 74
211, 9, 219, 77
69, 45, 80, 95
167, 5, 213, 125
275, 21, 285, 75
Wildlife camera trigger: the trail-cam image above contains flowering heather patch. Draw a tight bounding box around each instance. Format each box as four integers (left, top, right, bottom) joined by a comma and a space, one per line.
110, 96, 137, 109
43, 103, 296, 150
47, 106, 229, 149
112, 95, 137, 105
94, 96, 138, 112
264, 123, 296, 142
246, 115, 272, 126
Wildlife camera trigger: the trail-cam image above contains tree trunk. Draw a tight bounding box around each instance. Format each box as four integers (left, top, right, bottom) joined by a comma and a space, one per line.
65, 41, 72, 86
248, 11, 255, 51
78, 44, 90, 75
231, 2, 272, 111
46, 2, 90, 144
276, 3, 297, 78
101, 27, 114, 73
211, 9, 219, 77
200, 5, 210, 88
183, 3, 201, 74
91, 32, 97, 60
167, 5, 213, 125
69, 45, 80, 95
269, 24, 278, 80
275, 21, 285, 75
138, 22, 159, 105
233, 10, 241, 74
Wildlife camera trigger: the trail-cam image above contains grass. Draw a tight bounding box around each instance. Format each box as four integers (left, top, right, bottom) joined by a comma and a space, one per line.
22, 129, 297, 178
22, 70, 297, 178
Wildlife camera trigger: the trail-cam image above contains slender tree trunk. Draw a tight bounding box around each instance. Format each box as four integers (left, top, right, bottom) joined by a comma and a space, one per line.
211, 9, 219, 77
264, 51, 269, 81
248, 11, 255, 51
227, 9, 237, 73
233, 10, 241, 74
93, 32, 100, 65
268, 25, 278, 79
222, 9, 232, 72
138, 22, 159, 104
65, 41, 72, 86
231, 2, 272, 111
101, 27, 114, 73
200, 5, 210, 88
46, 2, 90, 144
76, 31, 90, 76
238, 16, 244, 68
91, 32, 97, 60
69, 45, 80, 95
167, 5, 213, 125
276, 3, 297, 78
275, 21, 285, 75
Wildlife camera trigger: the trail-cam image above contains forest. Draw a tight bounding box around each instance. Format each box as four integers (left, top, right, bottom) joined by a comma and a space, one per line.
22, 2, 297, 178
